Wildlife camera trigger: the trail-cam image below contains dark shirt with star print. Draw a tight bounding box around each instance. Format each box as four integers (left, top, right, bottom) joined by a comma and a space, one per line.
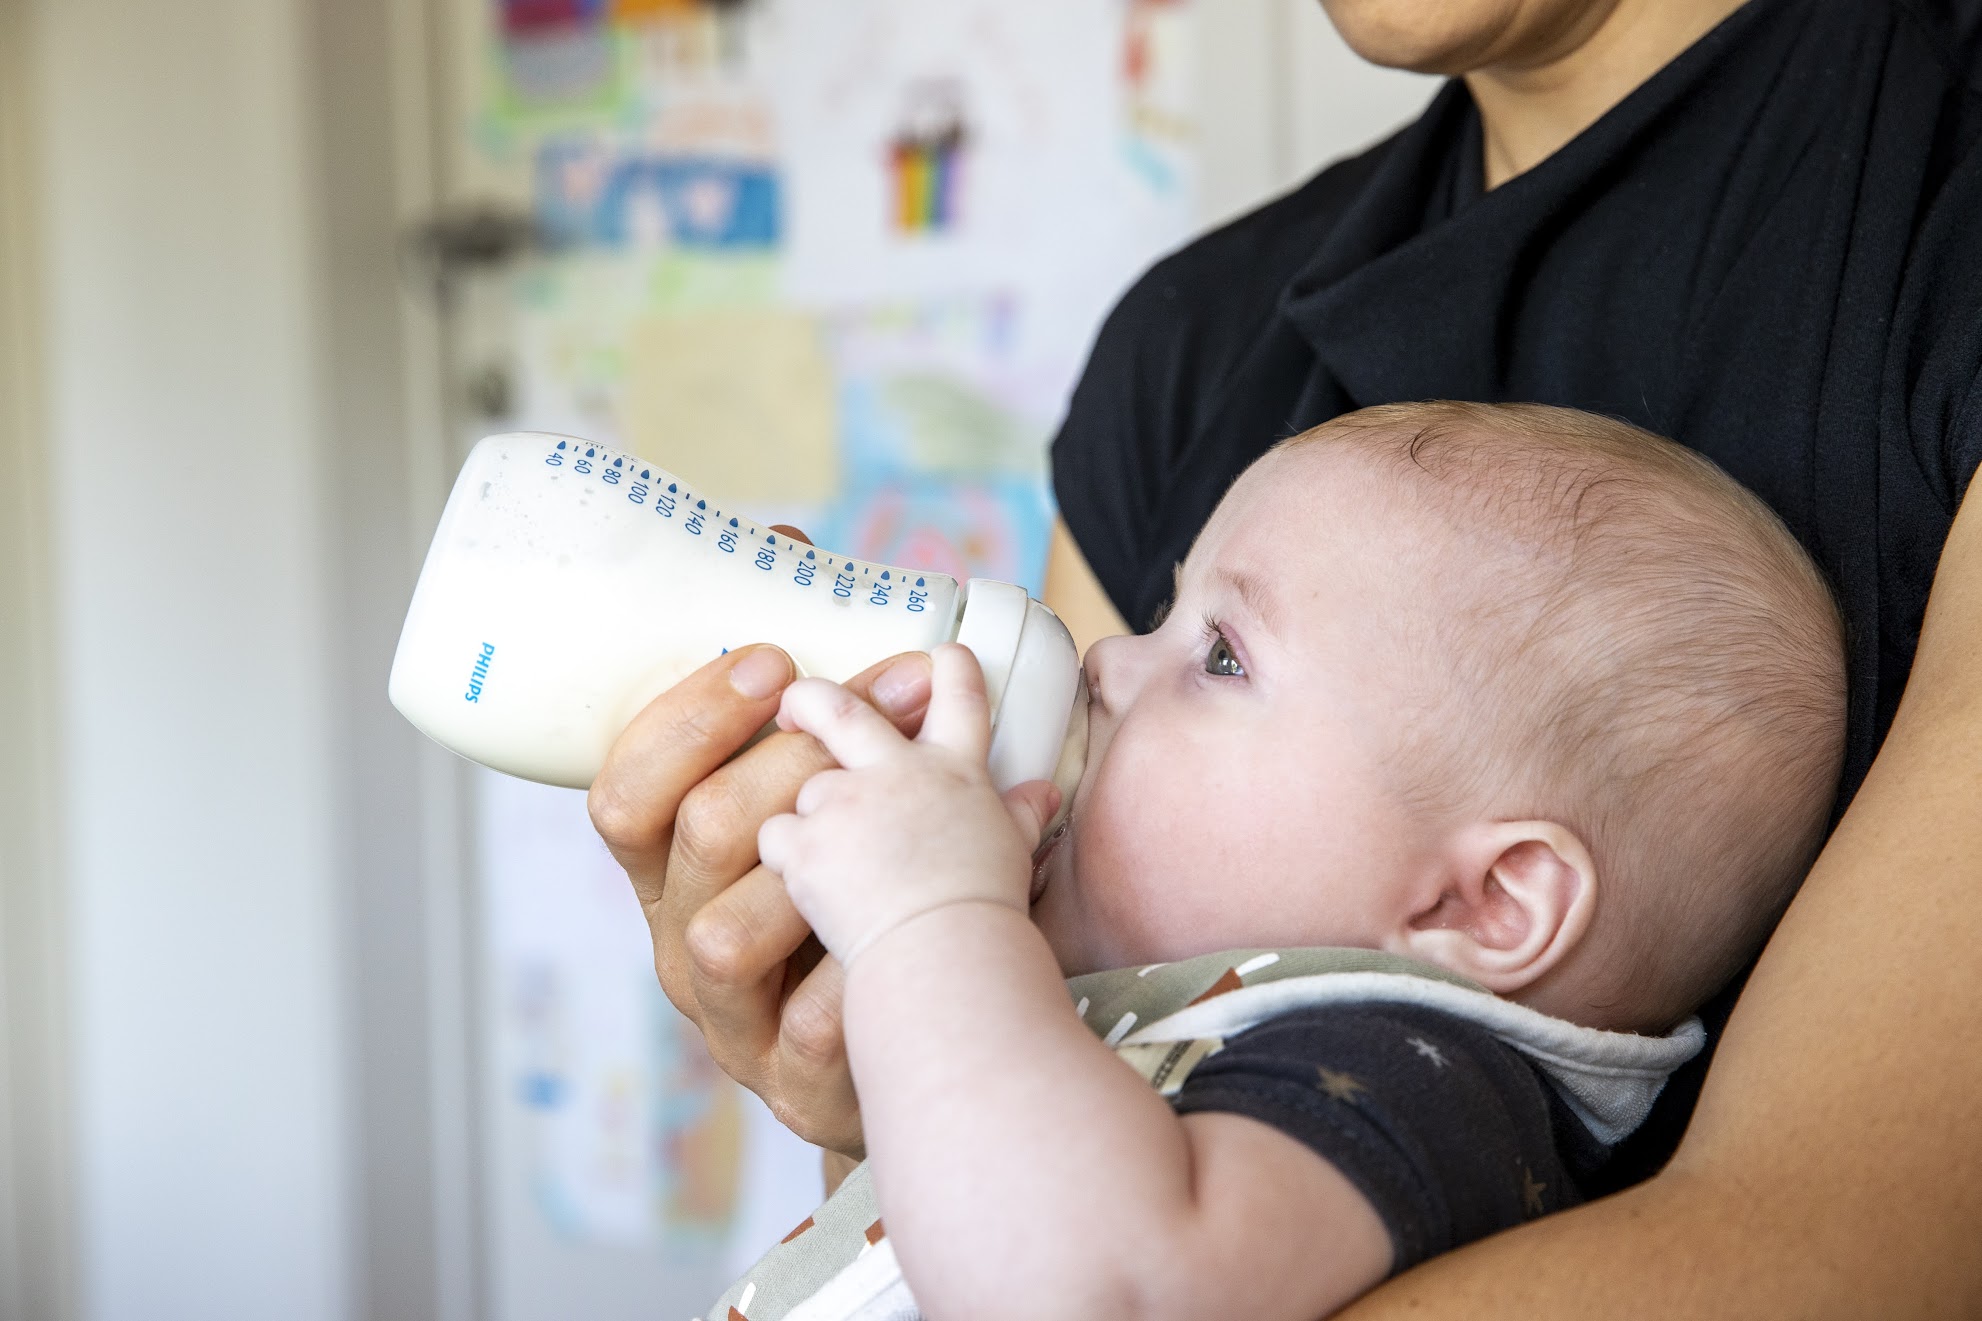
1170, 1004, 1610, 1274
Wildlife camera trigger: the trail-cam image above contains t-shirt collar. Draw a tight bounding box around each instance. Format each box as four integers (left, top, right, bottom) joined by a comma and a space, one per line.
1277, 0, 1779, 408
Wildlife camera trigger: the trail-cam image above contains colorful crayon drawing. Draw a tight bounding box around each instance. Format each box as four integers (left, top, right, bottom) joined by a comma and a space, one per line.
504, 954, 655, 1242
537, 139, 781, 250
483, 774, 753, 1250
500, 24, 619, 109
888, 81, 970, 235
498, 0, 611, 102
608, 157, 779, 248
836, 366, 1045, 480
615, 0, 759, 69
503, 0, 606, 35
496, 0, 763, 112
1121, 0, 1195, 196
506, 0, 753, 32
655, 1009, 744, 1238
821, 476, 1053, 593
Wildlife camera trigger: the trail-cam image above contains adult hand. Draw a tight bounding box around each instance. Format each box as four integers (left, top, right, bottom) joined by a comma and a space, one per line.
588, 642, 934, 1157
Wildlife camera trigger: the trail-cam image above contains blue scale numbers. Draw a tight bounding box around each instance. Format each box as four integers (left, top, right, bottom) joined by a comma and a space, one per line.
542, 439, 939, 616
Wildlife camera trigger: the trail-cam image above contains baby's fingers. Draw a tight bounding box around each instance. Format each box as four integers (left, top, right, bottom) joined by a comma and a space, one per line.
794, 768, 853, 817
778, 678, 909, 770
1001, 780, 1062, 847
917, 644, 992, 762
757, 812, 802, 879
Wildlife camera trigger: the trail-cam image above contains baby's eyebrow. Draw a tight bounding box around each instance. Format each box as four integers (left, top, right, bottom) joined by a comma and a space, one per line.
1171, 562, 1281, 637
1213, 566, 1282, 638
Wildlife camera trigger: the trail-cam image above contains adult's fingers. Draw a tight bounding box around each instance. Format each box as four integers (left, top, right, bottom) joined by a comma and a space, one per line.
684, 870, 863, 1155
918, 643, 993, 762
774, 953, 865, 1155
659, 722, 833, 1018
681, 863, 817, 1077
589, 644, 795, 913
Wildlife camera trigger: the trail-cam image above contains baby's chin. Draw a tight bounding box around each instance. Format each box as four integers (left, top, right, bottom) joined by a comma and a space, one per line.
1027, 799, 1170, 975
1026, 837, 1101, 975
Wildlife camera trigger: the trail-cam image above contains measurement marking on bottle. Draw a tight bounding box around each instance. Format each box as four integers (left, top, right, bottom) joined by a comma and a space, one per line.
539, 437, 946, 613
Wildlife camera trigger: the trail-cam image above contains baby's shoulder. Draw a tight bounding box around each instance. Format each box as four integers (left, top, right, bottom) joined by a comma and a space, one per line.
1171, 1001, 1611, 1273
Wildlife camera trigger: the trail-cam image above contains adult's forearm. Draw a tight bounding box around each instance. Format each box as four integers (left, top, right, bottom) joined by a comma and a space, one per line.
1340, 1167, 1789, 1317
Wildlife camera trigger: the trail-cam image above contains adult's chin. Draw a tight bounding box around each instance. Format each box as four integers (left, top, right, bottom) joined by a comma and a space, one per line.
1318, 0, 1606, 77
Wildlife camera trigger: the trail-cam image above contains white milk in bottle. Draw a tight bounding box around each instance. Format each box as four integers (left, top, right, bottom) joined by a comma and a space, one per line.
389, 433, 1087, 806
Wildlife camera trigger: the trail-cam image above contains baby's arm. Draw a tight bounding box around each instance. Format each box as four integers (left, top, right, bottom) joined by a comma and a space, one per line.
759, 647, 1392, 1321
846, 904, 1392, 1320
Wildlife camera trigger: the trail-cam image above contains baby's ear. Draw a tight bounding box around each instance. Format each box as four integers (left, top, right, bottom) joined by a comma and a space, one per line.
1390, 822, 1597, 995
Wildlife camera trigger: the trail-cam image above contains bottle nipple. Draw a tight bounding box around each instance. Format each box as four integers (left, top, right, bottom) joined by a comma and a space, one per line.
952, 579, 1086, 826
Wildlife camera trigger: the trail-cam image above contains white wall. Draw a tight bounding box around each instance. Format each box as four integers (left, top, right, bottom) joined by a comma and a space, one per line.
1197, 0, 1437, 229
31, 1, 352, 1317
1280, 0, 1440, 186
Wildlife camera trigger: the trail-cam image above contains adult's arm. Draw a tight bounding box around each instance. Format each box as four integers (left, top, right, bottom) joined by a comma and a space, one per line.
1045, 516, 1129, 655
588, 643, 933, 1156
1338, 481, 1982, 1317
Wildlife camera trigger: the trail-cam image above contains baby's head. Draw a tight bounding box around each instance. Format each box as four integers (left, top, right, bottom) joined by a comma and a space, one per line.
1030, 402, 1845, 1032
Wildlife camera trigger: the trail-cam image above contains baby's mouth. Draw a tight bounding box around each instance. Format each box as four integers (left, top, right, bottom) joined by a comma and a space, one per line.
1030, 815, 1070, 905
1030, 666, 1090, 905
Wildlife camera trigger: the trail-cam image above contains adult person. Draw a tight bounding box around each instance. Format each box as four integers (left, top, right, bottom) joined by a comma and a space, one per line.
589, 0, 1982, 1311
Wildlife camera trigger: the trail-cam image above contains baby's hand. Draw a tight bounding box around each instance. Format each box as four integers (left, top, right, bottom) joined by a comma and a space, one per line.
757, 644, 1061, 966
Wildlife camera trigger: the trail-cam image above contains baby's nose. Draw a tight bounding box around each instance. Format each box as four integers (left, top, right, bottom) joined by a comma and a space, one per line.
1082, 632, 1133, 711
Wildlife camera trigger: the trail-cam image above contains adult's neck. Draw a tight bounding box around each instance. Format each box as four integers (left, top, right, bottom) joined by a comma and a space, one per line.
1465, 0, 1750, 189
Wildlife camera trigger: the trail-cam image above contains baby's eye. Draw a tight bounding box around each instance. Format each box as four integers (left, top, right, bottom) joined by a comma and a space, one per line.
1203, 630, 1245, 678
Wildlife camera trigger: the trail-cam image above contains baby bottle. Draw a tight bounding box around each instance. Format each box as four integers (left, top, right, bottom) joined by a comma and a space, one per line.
389, 433, 1088, 810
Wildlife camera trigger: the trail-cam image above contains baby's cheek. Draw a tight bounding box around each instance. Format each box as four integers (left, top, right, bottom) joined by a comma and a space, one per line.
1078, 741, 1176, 871
1070, 743, 1217, 963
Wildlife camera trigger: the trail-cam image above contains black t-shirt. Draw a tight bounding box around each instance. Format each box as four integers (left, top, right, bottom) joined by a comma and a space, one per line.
1172, 1004, 1611, 1275
1051, 0, 1982, 1186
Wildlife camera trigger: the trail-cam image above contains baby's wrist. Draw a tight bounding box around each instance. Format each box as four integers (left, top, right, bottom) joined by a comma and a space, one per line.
839, 896, 1034, 977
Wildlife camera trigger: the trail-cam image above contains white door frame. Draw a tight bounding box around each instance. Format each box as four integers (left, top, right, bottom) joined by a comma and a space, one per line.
0, 2, 78, 1318
308, 0, 485, 1315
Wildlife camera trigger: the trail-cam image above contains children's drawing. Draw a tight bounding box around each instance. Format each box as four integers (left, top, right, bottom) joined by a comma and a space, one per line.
821, 476, 1054, 594
888, 81, 970, 235
1122, 0, 1196, 196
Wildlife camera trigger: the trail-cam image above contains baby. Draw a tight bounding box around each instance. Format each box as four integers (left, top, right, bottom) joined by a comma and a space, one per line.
722, 402, 1845, 1321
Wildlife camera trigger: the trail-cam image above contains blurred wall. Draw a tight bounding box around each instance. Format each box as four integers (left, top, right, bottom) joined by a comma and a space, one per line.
1, 0, 77, 1316
26, 1, 353, 1318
